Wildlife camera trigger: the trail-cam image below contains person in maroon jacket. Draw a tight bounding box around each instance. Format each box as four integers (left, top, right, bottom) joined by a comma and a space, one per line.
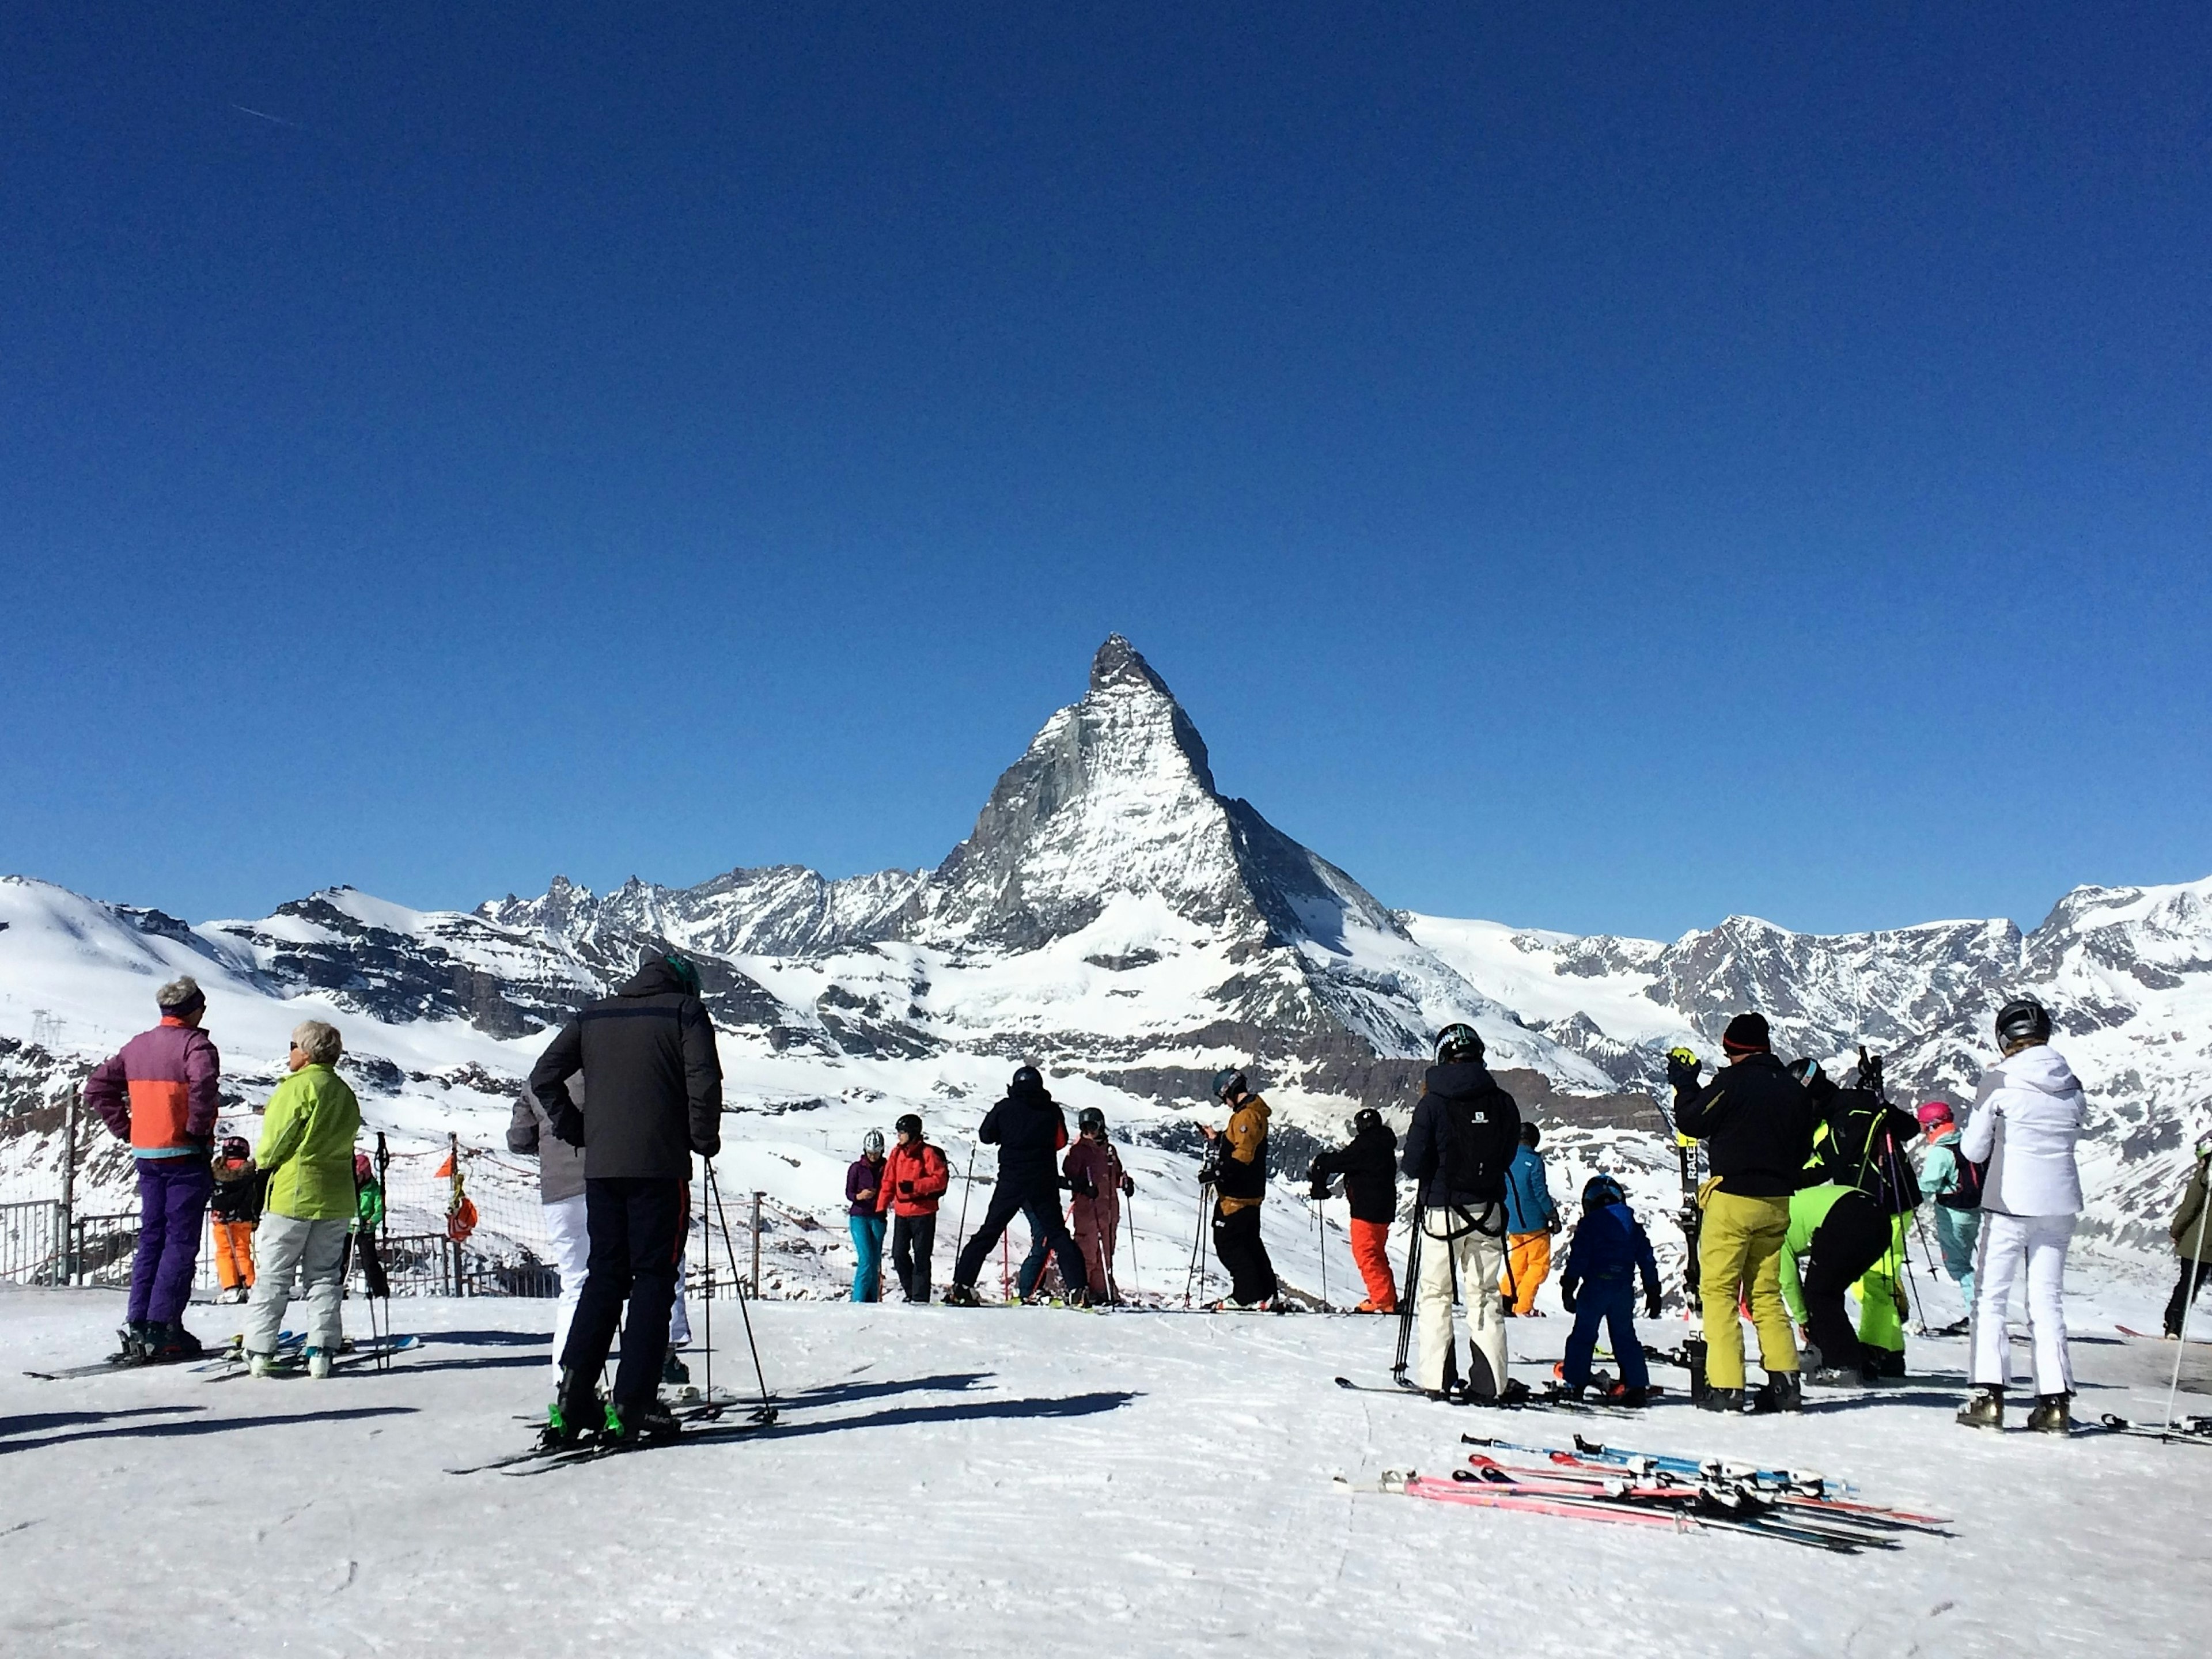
877, 1113, 952, 1302
1065, 1107, 1136, 1302
82, 976, 222, 1362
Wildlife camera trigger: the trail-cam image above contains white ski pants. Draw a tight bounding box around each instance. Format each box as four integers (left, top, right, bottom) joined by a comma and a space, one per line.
545, 1194, 590, 1382
1970, 1211, 2075, 1395
1415, 1207, 1509, 1395
245, 1214, 348, 1355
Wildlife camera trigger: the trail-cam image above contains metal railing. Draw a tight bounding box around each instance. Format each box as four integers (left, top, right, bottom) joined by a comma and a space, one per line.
0, 1200, 62, 1284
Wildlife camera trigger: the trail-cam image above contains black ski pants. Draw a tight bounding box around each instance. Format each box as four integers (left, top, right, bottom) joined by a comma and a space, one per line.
952, 1177, 1086, 1296
891, 1213, 938, 1302
562, 1176, 684, 1410
1212, 1203, 1279, 1305
1801, 1190, 1893, 1374
2164, 1257, 2211, 1337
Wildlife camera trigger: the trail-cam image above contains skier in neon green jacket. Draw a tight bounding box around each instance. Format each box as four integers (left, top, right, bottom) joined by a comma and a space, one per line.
242, 1021, 362, 1374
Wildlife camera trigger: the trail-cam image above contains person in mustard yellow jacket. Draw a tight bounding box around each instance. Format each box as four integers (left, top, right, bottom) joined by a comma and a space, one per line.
243, 1021, 362, 1377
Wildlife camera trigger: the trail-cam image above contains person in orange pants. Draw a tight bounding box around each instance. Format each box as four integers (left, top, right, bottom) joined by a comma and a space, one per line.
1499, 1123, 1561, 1315
209, 1135, 264, 1304
1310, 1108, 1401, 1312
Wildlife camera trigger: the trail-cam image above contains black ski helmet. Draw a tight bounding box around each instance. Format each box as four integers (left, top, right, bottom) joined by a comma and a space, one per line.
1011, 1065, 1046, 1097
1582, 1173, 1624, 1208
218, 1135, 251, 1162
894, 1112, 923, 1138
1995, 997, 2052, 1048
1787, 1057, 1823, 1086
1211, 1067, 1248, 1102
1078, 1105, 1107, 1135
1434, 1023, 1484, 1065
1352, 1106, 1382, 1134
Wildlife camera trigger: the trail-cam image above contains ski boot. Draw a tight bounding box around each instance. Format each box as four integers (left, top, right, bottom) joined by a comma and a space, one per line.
1753, 1372, 1803, 1414
941, 1283, 980, 1307
2025, 1392, 2073, 1434
145, 1322, 204, 1363
112, 1321, 151, 1363
661, 1348, 691, 1387
1867, 1347, 1907, 1380
1957, 1385, 2004, 1430
603, 1397, 681, 1445
1697, 1387, 1745, 1414
1806, 1365, 1858, 1388
1616, 1386, 1652, 1409
304, 1347, 333, 1380
541, 1366, 603, 1449
247, 1351, 279, 1378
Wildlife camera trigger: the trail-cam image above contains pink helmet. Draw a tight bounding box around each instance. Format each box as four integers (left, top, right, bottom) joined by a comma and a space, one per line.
1915, 1101, 1955, 1129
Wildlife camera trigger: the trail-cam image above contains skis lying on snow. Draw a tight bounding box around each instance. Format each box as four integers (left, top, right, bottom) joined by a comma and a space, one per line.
1339, 1468, 1916, 1551
1461, 1431, 1854, 1497
2116, 1326, 2206, 1344
2094, 1412, 2212, 1445
449, 1400, 780, 1477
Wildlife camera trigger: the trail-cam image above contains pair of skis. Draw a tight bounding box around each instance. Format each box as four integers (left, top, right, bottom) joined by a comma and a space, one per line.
448, 1398, 780, 1477
2095, 1411, 2212, 1446
1463, 1430, 1850, 1494
1332, 1374, 1657, 1418
202, 1334, 422, 1381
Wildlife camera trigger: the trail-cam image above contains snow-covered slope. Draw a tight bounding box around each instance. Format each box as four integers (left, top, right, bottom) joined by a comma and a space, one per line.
2, 634, 2207, 1288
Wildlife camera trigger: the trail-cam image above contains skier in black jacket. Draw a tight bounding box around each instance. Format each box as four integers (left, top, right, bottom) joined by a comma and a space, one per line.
1400, 1026, 1522, 1399
945, 1066, 1092, 1306
1312, 1108, 1400, 1312
528, 953, 722, 1443
1669, 1012, 1819, 1411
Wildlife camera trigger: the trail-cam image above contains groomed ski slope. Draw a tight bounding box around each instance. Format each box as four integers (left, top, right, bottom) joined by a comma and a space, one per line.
1, 1283, 2205, 1658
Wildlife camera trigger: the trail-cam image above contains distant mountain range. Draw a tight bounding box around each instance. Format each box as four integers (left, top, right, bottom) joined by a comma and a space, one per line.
3, 634, 2206, 1264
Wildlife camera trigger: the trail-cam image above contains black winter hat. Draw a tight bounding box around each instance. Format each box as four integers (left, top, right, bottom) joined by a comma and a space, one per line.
1722, 1013, 1771, 1055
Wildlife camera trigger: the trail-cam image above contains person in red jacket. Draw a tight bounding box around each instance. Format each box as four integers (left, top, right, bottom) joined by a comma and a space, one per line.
82, 976, 223, 1362
877, 1113, 951, 1302
1065, 1107, 1136, 1302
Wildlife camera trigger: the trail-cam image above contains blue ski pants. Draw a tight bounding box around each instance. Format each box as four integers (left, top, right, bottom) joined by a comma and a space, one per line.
1563, 1281, 1649, 1392
849, 1214, 886, 1302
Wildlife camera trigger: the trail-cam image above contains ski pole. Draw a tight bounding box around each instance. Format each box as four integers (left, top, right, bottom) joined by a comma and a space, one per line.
1183, 1184, 1210, 1308
705, 1160, 776, 1422
2165, 1154, 2211, 1430
953, 1147, 977, 1259
1392, 1186, 1425, 1383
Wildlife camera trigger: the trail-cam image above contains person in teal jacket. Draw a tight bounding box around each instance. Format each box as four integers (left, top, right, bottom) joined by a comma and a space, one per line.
243, 1020, 362, 1377
1779, 1180, 1895, 1386
1916, 1101, 1979, 1326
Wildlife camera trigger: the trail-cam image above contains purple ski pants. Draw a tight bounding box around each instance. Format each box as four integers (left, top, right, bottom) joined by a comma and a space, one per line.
128, 1157, 213, 1324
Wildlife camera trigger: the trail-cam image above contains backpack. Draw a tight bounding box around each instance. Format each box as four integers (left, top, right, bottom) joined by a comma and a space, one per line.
1936, 1149, 1986, 1212
1438, 1082, 1518, 1200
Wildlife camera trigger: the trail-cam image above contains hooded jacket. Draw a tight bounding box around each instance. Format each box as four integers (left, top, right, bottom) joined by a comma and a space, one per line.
877, 1139, 952, 1218
1400, 1063, 1521, 1210
1672, 1052, 1819, 1199
506, 1077, 589, 1203
1502, 1144, 1559, 1236
1312, 1118, 1399, 1224
2173, 1157, 2212, 1265
1562, 1199, 1660, 1299
1213, 1095, 1271, 1215
1961, 1043, 2085, 1218
528, 959, 723, 1181
978, 1081, 1069, 1187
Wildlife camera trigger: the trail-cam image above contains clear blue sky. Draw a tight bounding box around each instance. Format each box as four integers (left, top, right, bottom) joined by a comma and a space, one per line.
3, 5, 2206, 940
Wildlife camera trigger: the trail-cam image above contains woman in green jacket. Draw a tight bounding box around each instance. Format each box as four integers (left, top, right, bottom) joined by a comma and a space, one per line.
243, 1020, 362, 1376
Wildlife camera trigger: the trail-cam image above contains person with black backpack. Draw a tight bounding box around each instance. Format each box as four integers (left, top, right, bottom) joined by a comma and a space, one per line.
1915, 1100, 1980, 1333
1792, 1053, 1923, 1378
944, 1066, 1093, 1307
1399, 1025, 1524, 1400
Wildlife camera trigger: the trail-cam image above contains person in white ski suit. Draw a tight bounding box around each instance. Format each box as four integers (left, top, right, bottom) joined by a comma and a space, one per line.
1959, 997, 2086, 1433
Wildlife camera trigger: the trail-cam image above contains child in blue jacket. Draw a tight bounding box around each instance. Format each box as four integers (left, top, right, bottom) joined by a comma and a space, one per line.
1560, 1175, 1662, 1404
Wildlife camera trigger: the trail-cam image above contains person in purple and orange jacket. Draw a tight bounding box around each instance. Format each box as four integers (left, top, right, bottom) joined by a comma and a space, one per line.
846, 1130, 888, 1302
82, 975, 223, 1363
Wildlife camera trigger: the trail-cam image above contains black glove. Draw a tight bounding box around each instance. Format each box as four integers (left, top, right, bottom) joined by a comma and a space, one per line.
899, 1180, 914, 1196
1071, 1176, 1097, 1199
1560, 1283, 1577, 1313
693, 1135, 721, 1160
551, 1103, 586, 1146
1119, 1175, 1135, 1196
1057, 1176, 1074, 1190
1665, 1050, 1700, 1089
1308, 1180, 1330, 1203
1644, 1288, 1662, 1321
